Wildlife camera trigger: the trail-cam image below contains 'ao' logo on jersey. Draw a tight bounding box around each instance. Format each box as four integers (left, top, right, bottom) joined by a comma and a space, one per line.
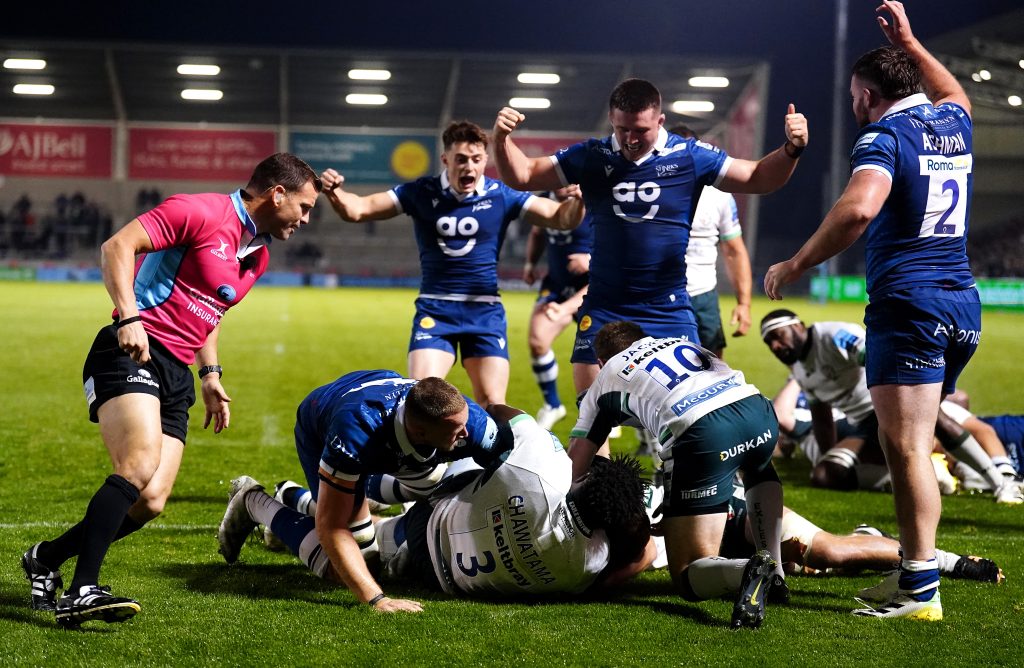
436, 216, 479, 257
612, 181, 660, 222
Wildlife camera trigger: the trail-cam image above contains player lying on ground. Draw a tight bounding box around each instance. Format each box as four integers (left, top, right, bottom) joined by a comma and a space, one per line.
938, 391, 1023, 490
219, 408, 655, 600
643, 482, 1004, 593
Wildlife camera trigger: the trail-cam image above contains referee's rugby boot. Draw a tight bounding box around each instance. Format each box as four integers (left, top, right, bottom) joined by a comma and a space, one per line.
730, 549, 777, 629
21, 543, 62, 611
218, 475, 263, 564
55, 585, 140, 628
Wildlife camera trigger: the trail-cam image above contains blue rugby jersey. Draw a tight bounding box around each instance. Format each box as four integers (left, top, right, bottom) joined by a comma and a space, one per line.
300, 369, 501, 482
543, 211, 594, 294
390, 172, 534, 298
850, 94, 975, 297
980, 415, 1024, 475
551, 128, 730, 304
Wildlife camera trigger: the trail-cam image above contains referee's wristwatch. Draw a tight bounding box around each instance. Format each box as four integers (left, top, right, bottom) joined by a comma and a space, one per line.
199, 365, 223, 379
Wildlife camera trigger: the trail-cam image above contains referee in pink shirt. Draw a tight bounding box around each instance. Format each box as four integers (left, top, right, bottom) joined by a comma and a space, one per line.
21, 153, 321, 628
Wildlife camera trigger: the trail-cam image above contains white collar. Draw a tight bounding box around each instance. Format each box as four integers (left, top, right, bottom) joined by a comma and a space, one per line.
609, 126, 669, 165
880, 93, 932, 119
393, 400, 435, 462
237, 229, 270, 259
440, 170, 486, 201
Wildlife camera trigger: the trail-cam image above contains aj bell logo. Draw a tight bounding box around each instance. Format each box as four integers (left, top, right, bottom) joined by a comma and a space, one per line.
210, 240, 231, 261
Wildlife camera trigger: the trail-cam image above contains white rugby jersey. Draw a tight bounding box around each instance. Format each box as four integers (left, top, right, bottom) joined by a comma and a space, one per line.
570, 336, 759, 453
685, 187, 741, 297
428, 415, 610, 596
790, 322, 873, 425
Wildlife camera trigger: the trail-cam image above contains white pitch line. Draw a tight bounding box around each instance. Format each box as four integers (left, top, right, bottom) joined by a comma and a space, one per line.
0, 522, 218, 530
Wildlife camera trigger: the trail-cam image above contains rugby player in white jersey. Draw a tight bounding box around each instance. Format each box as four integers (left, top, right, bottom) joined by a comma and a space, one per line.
567, 321, 785, 629
374, 405, 655, 597
761, 309, 1022, 503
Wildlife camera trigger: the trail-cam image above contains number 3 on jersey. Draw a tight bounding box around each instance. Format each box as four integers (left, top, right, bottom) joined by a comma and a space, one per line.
918, 154, 971, 238
455, 551, 496, 577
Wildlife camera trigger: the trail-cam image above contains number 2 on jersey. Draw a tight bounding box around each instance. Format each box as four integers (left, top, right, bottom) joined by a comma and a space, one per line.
918, 154, 970, 238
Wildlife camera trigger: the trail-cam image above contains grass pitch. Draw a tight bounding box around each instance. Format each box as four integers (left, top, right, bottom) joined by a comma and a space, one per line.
0, 282, 1022, 666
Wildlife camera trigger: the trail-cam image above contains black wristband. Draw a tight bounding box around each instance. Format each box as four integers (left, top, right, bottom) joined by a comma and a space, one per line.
199, 365, 223, 379
367, 593, 386, 607
783, 141, 805, 159
115, 315, 143, 329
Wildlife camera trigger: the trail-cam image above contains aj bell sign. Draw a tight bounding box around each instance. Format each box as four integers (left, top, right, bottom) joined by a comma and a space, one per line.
0, 123, 113, 177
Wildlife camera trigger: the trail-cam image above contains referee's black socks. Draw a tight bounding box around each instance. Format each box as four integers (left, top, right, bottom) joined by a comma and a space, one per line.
68, 474, 140, 592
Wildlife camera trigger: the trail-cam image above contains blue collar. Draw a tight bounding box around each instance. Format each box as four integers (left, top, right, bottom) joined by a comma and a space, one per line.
230, 189, 258, 236
231, 189, 272, 252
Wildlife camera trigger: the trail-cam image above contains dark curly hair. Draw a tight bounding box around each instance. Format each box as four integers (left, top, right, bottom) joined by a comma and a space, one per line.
573, 455, 651, 568
594, 320, 646, 362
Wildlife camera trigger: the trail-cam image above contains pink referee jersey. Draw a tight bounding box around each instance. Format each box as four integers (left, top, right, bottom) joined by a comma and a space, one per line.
117, 191, 270, 365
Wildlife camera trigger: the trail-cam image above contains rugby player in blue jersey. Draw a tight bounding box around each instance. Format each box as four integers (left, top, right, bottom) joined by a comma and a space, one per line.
320, 121, 583, 408
522, 189, 594, 429
493, 79, 807, 438
216, 371, 503, 613
765, 1, 980, 621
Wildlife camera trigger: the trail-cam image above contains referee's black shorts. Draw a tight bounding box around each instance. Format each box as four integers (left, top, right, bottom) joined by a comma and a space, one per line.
81, 324, 196, 443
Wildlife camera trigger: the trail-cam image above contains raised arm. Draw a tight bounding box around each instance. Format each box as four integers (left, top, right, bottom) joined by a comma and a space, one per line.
319, 168, 400, 223
718, 104, 808, 194
101, 218, 156, 364
492, 107, 565, 191
521, 185, 585, 231
877, 1, 970, 115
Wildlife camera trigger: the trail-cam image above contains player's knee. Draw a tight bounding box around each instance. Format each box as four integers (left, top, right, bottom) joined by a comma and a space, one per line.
527, 336, 548, 358
810, 461, 858, 491
115, 454, 161, 490
134, 488, 171, 521
802, 539, 838, 570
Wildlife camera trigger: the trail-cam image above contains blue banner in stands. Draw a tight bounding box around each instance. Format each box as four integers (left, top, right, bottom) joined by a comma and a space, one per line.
289, 132, 436, 184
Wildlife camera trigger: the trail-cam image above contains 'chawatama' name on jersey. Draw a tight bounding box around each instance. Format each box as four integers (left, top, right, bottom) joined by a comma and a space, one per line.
491, 496, 555, 587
